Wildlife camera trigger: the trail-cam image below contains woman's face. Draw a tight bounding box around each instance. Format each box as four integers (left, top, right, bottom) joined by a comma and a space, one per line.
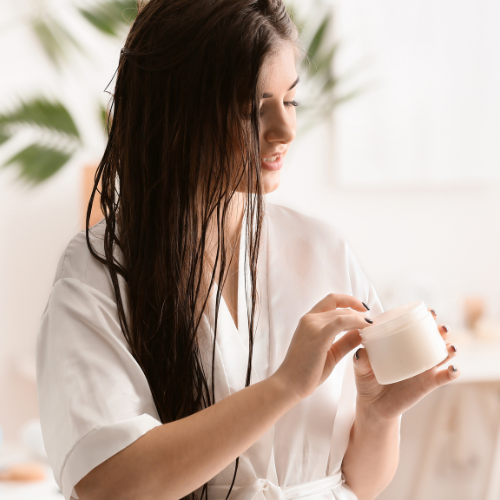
257, 44, 299, 194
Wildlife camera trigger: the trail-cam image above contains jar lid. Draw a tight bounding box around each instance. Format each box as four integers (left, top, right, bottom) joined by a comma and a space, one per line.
360, 300, 428, 342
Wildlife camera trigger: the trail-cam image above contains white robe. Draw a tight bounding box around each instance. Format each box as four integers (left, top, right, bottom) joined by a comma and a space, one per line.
36, 200, 386, 500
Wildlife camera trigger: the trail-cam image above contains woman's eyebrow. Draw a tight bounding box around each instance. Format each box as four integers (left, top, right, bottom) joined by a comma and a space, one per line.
262, 76, 300, 98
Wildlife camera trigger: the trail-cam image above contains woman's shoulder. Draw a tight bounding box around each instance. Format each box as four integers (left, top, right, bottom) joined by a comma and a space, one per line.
52, 218, 116, 303
266, 201, 347, 249
265, 201, 380, 306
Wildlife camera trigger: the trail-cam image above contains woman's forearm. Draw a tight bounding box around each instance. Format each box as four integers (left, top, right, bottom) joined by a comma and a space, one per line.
75, 375, 300, 500
341, 403, 400, 500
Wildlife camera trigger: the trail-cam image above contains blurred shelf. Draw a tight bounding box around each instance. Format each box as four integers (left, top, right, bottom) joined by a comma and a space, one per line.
448, 329, 500, 383
0, 442, 62, 499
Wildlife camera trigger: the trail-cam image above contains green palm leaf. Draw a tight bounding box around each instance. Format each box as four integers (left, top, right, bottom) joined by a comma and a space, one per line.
0, 98, 81, 184
334, 87, 367, 106
0, 130, 9, 146
79, 0, 139, 37
308, 43, 339, 78
31, 18, 82, 68
284, 0, 367, 133
0, 98, 80, 139
306, 14, 331, 64
2, 144, 74, 184
320, 75, 339, 94
98, 102, 111, 135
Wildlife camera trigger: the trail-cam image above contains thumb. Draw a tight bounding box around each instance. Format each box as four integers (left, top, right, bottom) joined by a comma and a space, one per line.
353, 347, 383, 402
353, 347, 375, 380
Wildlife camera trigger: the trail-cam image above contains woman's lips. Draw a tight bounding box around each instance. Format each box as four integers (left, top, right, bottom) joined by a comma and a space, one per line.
261, 153, 284, 171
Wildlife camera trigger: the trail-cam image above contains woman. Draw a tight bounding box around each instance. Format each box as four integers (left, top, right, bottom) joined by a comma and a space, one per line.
36, 1, 460, 500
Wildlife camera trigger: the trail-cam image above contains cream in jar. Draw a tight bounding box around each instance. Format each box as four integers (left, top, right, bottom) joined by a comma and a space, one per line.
360, 301, 449, 385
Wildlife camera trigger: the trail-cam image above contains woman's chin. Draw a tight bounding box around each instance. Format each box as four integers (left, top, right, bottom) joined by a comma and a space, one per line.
233, 171, 281, 194
263, 171, 281, 194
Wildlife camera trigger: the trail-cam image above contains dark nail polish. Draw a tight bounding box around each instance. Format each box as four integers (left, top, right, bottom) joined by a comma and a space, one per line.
362, 301, 370, 311
451, 345, 458, 352
442, 324, 450, 333
365, 318, 373, 324
430, 309, 437, 316
451, 365, 458, 372
355, 348, 361, 360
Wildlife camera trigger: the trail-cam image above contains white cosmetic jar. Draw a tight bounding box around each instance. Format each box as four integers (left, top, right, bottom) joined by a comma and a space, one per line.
359, 301, 449, 385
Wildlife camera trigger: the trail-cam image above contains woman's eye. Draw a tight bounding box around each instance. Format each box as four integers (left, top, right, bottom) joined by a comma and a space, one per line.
257, 100, 300, 117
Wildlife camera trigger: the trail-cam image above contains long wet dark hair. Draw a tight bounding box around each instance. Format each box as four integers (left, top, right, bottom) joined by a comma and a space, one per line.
86, 1, 299, 499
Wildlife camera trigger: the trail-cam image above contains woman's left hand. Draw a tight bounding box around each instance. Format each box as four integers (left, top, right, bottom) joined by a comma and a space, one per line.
353, 309, 460, 421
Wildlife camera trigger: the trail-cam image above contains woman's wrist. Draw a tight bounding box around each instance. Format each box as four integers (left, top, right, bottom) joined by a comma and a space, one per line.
267, 372, 304, 407
355, 399, 400, 431
342, 400, 401, 500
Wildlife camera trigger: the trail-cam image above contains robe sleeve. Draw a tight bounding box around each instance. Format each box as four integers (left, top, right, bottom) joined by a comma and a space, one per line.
36, 277, 163, 500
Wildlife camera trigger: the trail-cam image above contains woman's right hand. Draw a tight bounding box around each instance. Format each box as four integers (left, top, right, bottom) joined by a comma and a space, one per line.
272, 293, 372, 401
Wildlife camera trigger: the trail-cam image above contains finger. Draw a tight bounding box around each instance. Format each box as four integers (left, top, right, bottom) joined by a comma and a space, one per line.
322, 311, 375, 339
434, 364, 460, 386
428, 308, 437, 320
308, 293, 370, 315
352, 346, 374, 379
438, 324, 450, 340
435, 343, 458, 367
319, 307, 372, 322
330, 329, 362, 364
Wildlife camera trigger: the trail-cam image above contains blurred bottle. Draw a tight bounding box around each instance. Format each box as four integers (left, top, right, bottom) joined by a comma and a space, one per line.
462, 295, 500, 340
463, 296, 485, 331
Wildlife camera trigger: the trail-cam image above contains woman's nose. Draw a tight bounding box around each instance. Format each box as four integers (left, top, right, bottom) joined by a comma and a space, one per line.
262, 109, 296, 145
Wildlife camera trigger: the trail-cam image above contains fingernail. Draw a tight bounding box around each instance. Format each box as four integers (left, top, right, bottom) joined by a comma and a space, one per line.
355, 348, 361, 360
442, 324, 450, 333
450, 365, 458, 372
362, 302, 370, 311
365, 318, 373, 324
430, 309, 437, 316
451, 344, 458, 352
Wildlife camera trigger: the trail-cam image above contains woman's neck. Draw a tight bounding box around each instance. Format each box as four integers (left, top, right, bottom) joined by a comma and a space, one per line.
226, 192, 246, 248
205, 192, 246, 278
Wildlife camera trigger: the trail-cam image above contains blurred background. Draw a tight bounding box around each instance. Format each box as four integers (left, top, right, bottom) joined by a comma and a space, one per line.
0, 0, 499, 498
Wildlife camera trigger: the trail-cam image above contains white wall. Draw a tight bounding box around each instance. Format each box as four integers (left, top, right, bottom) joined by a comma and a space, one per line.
330, 0, 500, 184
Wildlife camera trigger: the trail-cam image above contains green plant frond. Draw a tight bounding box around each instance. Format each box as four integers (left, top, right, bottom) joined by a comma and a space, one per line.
308, 43, 339, 78
307, 13, 331, 63
32, 19, 64, 67
334, 88, 366, 106
98, 102, 113, 135
0, 98, 80, 140
291, 2, 367, 135
79, 0, 139, 37
31, 17, 83, 68
320, 75, 339, 94
99, 103, 107, 130
0, 129, 10, 146
47, 17, 83, 56
2, 144, 74, 184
